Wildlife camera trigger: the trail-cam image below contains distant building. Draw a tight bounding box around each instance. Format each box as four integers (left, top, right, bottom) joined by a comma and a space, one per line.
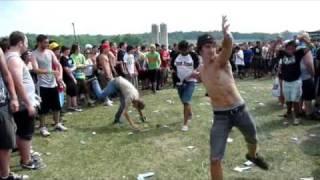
151, 23, 169, 48
151, 24, 159, 44
308, 30, 320, 40
160, 23, 168, 49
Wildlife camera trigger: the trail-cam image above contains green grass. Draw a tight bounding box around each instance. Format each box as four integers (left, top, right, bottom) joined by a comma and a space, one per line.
11, 78, 320, 180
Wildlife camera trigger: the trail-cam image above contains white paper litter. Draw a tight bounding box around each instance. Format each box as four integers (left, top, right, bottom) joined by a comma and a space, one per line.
92, 132, 96, 135
243, 161, 253, 166
227, 138, 234, 143
258, 102, 265, 106
291, 137, 299, 141
137, 172, 155, 180
233, 166, 252, 172
128, 132, 134, 135
162, 125, 169, 128
187, 146, 195, 149
300, 177, 314, 180
80, 140, 86, 145
166, 100, 174, 104
152, 110, 160, 113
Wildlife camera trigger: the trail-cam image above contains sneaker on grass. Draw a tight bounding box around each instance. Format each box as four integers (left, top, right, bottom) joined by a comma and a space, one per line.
0, 172, 29, 180
246, 153, 269, 170
55, 123, 68, 131
181, 125, 189, 132
39, 127, 50, 137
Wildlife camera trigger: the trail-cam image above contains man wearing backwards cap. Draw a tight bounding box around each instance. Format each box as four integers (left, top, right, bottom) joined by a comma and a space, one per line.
96, 43, 114, 106
196, 16, 269, 180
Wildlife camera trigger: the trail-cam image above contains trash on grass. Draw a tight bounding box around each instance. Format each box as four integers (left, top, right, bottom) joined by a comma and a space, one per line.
166, 100, 174, 104
300, 177, 314, 180
152, 110, 160, 113
233, 166, 252, 172
258, 102, 265, 106
80, 140, 86, 145
137, 172, 155, 180
187, 146, 195, 149
128, 132, 134, 135
227, 138, 234, 143
92, 132, 96, 135
243, 161, 253, 166
291, 137, 299, 142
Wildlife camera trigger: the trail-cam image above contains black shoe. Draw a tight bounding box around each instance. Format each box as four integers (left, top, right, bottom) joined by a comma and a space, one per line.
1, 172, 29, 180
140, 116, 147, 123
246, 153, 269, 170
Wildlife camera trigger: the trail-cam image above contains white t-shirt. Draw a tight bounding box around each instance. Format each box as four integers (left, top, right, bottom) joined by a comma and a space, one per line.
114, 76, 139, 108
262, 46, 269, 59
235, 50, 245, 66
123, 53, 135, 74
174, 54, 196, 82
84, 58, 94, 76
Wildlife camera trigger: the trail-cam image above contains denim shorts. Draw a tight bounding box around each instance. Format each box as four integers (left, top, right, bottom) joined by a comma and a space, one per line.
283, 79, 302, 102
210, 104, 258, 160
177, 81, 196, 104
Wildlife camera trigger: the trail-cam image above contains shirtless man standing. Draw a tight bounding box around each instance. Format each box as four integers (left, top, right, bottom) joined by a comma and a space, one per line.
197, 16, 269, 180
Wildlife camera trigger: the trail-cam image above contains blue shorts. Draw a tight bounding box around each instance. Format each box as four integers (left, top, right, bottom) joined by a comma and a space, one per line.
177, 81, 196, 104
283, 79, 302, 102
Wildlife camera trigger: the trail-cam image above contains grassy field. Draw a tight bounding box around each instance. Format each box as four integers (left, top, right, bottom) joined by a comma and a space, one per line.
11, 78, 320, 180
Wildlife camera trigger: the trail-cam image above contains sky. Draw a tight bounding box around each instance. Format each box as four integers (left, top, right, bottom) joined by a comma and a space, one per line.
0, 0, 319, 36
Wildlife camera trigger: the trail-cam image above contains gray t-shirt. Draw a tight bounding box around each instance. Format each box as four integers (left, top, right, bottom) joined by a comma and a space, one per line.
6, 52, 38, 109
0, 76, 8, 105
32, 49, 57, 88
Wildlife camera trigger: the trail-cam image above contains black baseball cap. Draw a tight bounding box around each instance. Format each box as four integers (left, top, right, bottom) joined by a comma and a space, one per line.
197, 34, 216, 51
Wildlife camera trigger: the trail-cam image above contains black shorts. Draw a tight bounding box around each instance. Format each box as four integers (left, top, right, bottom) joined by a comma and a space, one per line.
66, 81, 77, 97
0, 105, 15, 149
148, 69, 160, 83
302, 78, 315, 101
138, 70, 148, 80
77, 79, 89, 95
39, 86, 61, 114
13, 109, 35, 141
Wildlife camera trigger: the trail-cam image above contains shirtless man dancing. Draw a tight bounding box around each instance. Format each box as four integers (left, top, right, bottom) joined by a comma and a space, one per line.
197, 16, 269, 180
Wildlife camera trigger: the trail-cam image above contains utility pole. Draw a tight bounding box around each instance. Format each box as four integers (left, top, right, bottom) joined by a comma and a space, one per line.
72, 22, 77, 43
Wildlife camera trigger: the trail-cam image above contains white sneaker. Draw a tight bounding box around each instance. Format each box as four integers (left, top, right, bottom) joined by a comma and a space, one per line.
104, 99, 113, 106
55, 123, 68, 131
181, 125, 189, 132
40, 127, 50, 137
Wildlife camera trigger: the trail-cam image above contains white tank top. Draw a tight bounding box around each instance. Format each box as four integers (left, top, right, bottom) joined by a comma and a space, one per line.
6, 51, 38, 109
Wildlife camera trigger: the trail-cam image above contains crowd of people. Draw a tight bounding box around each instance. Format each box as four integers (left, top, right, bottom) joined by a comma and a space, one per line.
0, 16, 320, 180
